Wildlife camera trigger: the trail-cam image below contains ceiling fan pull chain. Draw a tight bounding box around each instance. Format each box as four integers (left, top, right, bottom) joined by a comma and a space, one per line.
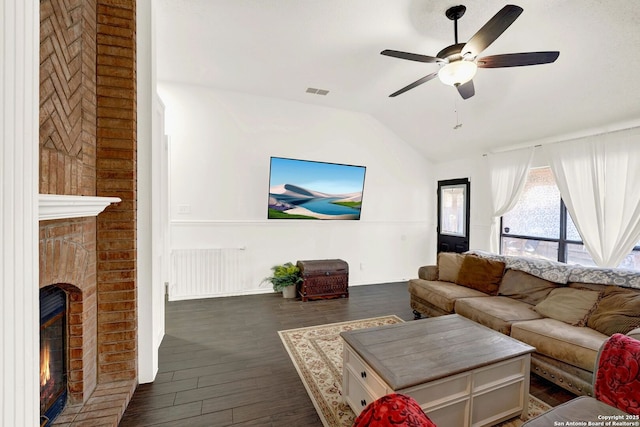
453, 98, 462, 130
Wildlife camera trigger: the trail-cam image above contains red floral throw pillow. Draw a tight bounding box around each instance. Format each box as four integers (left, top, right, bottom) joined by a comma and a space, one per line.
594, 333, 640, 415
353, 393, 437, 427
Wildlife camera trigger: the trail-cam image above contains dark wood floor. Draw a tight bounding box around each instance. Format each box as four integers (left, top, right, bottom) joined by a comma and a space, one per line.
120, 282, 575, 426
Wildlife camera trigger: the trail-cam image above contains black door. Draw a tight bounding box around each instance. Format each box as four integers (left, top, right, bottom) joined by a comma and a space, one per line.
437, 178, 470, 253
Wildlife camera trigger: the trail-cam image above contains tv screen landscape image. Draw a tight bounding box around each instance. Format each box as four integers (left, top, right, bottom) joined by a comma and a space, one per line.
268, 157, 366, 220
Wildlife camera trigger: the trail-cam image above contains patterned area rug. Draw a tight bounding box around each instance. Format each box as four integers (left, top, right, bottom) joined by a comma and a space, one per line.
278, 316, 551, 427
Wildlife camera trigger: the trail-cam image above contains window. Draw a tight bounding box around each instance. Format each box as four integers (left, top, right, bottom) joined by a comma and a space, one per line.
501, 167, 640, 269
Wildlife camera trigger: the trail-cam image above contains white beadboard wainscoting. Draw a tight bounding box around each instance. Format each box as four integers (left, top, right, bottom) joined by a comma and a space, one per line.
169, 247, 250, 301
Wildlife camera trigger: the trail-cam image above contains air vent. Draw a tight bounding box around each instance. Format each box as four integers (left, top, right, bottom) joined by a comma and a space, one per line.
306, 87, 329, 96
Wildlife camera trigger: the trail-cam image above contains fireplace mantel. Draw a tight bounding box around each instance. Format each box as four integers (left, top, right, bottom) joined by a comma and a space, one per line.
39, 194, 121, 221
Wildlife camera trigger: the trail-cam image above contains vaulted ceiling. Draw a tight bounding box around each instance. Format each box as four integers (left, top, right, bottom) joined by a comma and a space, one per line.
155, 0, 640, 162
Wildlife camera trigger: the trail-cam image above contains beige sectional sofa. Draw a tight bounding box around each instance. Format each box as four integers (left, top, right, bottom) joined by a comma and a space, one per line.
408, 251, 640, 397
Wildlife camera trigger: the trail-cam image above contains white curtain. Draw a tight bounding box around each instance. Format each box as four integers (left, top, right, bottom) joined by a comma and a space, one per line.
487, 147, 535, 253
543, 128, 640, 267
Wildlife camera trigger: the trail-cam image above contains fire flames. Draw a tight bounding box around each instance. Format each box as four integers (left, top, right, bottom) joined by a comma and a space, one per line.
40, 341, 51, 387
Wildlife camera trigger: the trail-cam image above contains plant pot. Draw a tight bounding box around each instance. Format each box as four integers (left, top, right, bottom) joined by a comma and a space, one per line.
282, 285, 297, 299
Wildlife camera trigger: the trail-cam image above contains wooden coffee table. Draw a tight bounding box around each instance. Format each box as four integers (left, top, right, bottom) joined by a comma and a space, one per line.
341, 314, 535, 427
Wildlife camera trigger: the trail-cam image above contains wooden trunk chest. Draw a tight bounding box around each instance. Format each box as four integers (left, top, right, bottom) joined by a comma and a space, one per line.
296, 259, 349, 301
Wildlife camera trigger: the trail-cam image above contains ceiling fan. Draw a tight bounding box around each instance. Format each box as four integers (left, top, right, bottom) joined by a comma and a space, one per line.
381, 4, 559, 99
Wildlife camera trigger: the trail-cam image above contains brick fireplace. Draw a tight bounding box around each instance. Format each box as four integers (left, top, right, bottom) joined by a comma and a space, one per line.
39, 0, 138, 425
40, 218, 99, 406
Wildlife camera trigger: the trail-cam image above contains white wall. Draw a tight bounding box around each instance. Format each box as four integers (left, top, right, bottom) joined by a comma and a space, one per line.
159, 83, 435, 295
137, 0, 164, 383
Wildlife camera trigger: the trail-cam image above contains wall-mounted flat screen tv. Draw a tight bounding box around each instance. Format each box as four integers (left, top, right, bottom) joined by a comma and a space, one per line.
267, 157, 366, 220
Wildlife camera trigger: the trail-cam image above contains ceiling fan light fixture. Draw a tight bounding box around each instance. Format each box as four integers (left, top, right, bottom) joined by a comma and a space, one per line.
438, 60, 477, 86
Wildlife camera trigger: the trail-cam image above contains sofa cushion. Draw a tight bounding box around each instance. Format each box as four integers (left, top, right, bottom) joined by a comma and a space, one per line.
511, 318, 608, 371
521, 396, 627, 426
498, 269, 560, 306
437, 252, 464, 282
454, 296, 543, 335
456, 254, 505, 296
418, 265, 438, 281
568, 282, 608, 292
408, 279, 488, 314
587, 286, 640, 335
533, 287, 601, 326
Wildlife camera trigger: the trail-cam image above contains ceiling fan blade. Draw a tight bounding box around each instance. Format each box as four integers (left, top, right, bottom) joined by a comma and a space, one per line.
389, 71, 439, 97
457, 80, 475, 99
477, 51, 560, 68
381, 49, 444, 63
462, 5, 523, 58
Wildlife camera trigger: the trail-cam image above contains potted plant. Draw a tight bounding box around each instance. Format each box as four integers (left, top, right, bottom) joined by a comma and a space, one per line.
263, 262, 303, 298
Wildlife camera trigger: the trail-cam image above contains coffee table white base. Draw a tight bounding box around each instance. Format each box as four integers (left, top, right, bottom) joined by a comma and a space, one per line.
343, 344, 531, 427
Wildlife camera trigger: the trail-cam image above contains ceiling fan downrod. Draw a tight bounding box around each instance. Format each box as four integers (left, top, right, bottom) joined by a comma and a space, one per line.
445, 5, 466, 45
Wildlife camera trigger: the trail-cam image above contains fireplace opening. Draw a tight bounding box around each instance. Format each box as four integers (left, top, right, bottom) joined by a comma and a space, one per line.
40, 286, 68, 427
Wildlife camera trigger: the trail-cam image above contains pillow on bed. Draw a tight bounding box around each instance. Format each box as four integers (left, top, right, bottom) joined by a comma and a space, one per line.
534, 287, 601, 326
455, 254, 505, 295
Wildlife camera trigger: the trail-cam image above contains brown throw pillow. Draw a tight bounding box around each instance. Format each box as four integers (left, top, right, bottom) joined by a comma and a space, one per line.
455, 254, 505, 295
499, 269, 559, 306
534, 287, 601, 326
587, 286, 640, 335
437, 252, 464, 282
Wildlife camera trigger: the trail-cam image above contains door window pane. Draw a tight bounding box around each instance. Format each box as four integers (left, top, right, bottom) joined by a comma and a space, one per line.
440, 184, 466, 237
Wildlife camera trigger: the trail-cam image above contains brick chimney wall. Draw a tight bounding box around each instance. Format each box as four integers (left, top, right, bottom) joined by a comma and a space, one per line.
39, 0, 137, 423
39, 0, 100, 403
96, 0, 138, 383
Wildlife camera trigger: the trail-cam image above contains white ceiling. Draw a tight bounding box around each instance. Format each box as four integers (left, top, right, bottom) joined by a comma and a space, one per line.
155, 0, 640, 163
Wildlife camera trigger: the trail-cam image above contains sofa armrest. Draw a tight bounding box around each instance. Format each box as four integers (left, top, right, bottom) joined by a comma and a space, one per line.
626, 327, 640, 340
418, 265, 438, 281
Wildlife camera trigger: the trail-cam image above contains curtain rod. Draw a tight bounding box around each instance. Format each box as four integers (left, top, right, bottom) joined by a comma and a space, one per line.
483, 144, 541, 157
483, 123, 640, 157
